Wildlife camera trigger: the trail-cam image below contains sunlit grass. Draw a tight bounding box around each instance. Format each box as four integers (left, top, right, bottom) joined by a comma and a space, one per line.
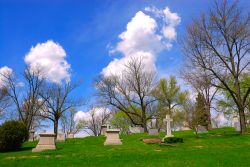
1, 127, 250, 167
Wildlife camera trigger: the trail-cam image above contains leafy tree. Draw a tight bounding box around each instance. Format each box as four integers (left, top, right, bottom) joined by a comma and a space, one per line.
111, 111, 131, 135
152, 76, 188, 126
182, 0, 250, 133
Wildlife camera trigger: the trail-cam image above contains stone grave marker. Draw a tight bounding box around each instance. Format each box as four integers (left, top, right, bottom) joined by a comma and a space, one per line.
57, 133, 66, 141
104, 128, 122, 145
129, 126, 144, 133
234, 122, 241, 131
101, 125, 108, 136
197, 125, 208, 133
32, 133, 56, 152
68, 133, 74, 138
148, 129, 159, 136
163, 114, 174, 138
29, 129, 35, 141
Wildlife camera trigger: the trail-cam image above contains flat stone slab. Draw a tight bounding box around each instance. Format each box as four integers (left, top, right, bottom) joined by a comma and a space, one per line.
67, 133, 74, 138
32, 133, 56, 152
129, 126, 144, 133
148, 129, 159, 136
104, 129, 122, 145
57, 133, 65, 141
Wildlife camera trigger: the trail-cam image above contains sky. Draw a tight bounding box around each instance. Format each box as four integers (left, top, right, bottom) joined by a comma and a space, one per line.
1, 0, 250, 129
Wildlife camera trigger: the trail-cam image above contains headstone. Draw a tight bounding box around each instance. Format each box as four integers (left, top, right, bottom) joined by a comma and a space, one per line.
234, 122, 241, 131
163, 115, 173, 138
68, 133, 74, 138
129, 126, 144, 133
57, 133, 66, 141
148, 129, 159, 136
32, 133, 56, 152
101, 125, 108, 136
197, 125, 208, 133
29, 130, 35, 141
104, 129, 122, 145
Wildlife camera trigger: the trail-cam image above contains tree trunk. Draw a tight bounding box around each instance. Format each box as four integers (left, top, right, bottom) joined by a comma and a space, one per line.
206, 106, 212, 130
142, 112, 147, 132
54, 119, 58, 139
239, 107, 247, 134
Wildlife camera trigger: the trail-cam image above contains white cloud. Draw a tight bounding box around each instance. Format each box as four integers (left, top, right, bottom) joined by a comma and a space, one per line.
74, 107, 110, 123
102, 6, 181, 77
24, 40, 71, 84
0, 66, 13, 88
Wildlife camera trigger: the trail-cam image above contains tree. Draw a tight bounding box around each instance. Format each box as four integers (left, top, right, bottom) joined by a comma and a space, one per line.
183, 93, 208, 135
0, 87, 10, 118
95, 58, 156, 132
111, 111, 132, 135
61, 107, 81, 136
217, 74, 250, 123
152, 76, 188, 125
181, 67, 218, 130
2, 68, 45, 132
182, 0, 250, 133
77, 107, 111, 136
39, 82, 80, 138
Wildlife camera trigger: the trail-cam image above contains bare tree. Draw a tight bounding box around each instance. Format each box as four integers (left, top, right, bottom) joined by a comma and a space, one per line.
181, 68, 218, 130
77, 107, 111, 136
0, 87, 10, 117
3, 68, 46, 131
39, 81, 81, 138
182, 0, 250, 133
61, 107, 81, 136
95, 58, 156, 132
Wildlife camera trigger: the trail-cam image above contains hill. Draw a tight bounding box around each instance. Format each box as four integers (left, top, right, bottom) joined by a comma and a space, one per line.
1, 127, 250, 167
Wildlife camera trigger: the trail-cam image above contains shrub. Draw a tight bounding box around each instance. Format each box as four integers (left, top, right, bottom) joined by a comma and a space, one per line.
0, 120, 28, 152
163, 137, 183, 144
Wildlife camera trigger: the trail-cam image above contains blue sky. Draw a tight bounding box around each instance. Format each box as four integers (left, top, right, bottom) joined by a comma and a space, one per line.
1, 0, 250, 109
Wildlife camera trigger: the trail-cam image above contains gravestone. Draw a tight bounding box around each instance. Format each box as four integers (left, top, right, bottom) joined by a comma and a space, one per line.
32, 133, 56, 152
101, 125, 108, 136
129, 126, 144, 133
104, 129, 122, 145
197, 125, 208, 133
234, 122, 241, 131
163, 115, 174, 138
148, 129, 159, 136
57, 133, 66, 141
29, 129, 35, 141
68, 133, 74, 138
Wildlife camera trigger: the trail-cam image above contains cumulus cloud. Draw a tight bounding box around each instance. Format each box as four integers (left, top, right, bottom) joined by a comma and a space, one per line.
74, 107, 111, 123
24, 40, 71, 84
102, 6, 181, 77
0, 66, 13, 88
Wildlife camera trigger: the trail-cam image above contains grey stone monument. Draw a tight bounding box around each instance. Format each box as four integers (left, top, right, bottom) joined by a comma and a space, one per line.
32, 133, 56, 152
29, 129, 35, 141
163, 114, 173, 138
197, 125, 208, 133
57, 133, 66, 141
104, 128, 122, 145
101, 125, 108, 136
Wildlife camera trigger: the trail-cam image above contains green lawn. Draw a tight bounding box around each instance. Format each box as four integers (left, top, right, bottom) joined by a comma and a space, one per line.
1, 127, 250, 167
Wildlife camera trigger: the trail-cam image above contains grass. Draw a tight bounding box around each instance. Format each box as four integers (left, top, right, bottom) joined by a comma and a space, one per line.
1, 127, 250, 167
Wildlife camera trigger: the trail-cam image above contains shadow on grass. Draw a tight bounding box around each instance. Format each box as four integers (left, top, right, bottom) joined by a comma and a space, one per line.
0, 146, 34, 153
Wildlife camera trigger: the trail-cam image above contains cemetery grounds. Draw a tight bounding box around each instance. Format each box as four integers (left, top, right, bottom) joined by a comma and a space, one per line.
0, 127, 250, 167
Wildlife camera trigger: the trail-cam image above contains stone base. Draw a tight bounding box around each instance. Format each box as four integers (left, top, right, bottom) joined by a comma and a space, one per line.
104, 139, 122, 145
32, 145, 56, 152
32, 133, 56, 152
104, 129, 122, 145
